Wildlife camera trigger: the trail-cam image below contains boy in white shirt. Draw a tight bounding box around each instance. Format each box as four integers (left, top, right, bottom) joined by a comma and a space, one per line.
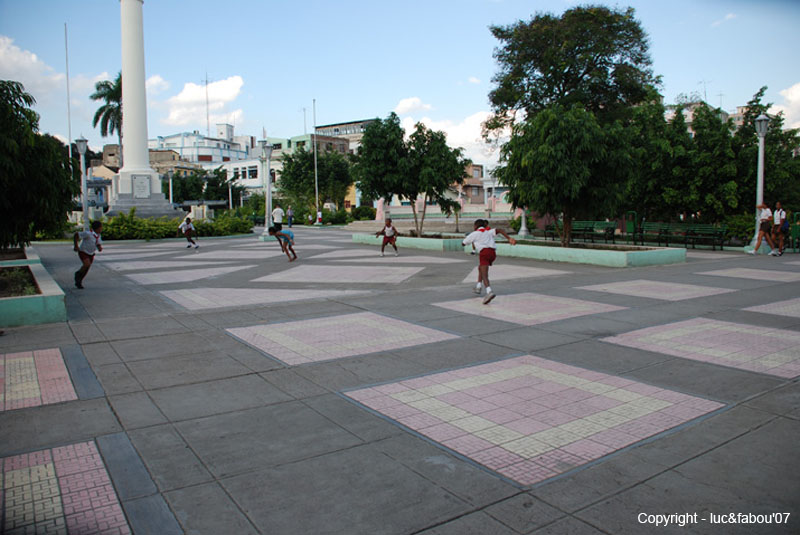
747, 203, 777, 255
73, 221, 103, 289
462, 219, 516, 304
375, 218, 399, 257
178, 217, 199, 249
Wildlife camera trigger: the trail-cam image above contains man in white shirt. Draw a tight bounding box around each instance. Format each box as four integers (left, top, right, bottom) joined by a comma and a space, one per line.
272, 205, 285, 226
462, 219, 516, 304
747, 203, 777, 255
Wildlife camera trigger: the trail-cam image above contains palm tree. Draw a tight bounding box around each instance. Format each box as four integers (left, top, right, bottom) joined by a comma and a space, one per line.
90, 72, 122, 165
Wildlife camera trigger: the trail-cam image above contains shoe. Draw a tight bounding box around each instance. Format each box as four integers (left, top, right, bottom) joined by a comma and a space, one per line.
194, 244, 199, 249
380, 253, 384, 257
483, 292, 496, 305
746, 249, 755, 255
473, 286, 482, 294
777, 251, 783, 256
768, 250, 777, 256
395, 252, 398, 257
187, 244, 192, 248
75, 280, 84, 289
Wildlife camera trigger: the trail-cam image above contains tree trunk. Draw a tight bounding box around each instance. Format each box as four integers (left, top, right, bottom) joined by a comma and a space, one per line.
419, 194, 428, 236
455, 209, 460, 233
561, 206, 572, 247
410, 202, 420, 237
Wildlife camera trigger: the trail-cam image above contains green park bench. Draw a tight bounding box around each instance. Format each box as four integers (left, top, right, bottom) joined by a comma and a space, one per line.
685, 224, 728, 250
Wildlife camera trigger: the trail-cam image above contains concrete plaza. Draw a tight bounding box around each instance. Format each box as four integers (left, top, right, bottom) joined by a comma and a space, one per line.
1, 227, 798, 534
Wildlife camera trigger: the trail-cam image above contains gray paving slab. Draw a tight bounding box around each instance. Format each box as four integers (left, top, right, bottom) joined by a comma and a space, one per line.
96, 432, 157, 500
305, 393, 404, 442
535, 339, 674, 375
60, 344, 104, 399
483, 493, 565, 534
94, 315, 190, 341
93, 362, 143, 394
68, 321, 107, 343
260, 368, 329, 399
221, 444, 471, 535
530, 517, 606, 534
77, 341, 122, 366
148, 374, 292, 421
122, 494, 183, 535
0, 322, 76, 352
108, 392, 168, 429
744, 382, 800, 419
110, 332, 205, 361
418, 511, 521, 535
125, 350, 251, 389
165, 482, 259, 535
175, 402, 363, 478
475, 327, 587, 353
128, 424, 214, 491
293, 352, 432, 392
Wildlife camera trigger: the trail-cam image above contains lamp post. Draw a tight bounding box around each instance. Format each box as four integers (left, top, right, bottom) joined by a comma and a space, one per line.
76, 136, 89, 230
518, 206, 531, 238
750, 114, 770, 250
167, 169, 174, 205
259, 139, 274, 239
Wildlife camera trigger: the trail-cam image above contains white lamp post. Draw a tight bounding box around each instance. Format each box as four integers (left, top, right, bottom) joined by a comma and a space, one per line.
750, 114, 770, 249
167, 169, 174, 205
260, 139, 274, 239
76, 136, 89, 230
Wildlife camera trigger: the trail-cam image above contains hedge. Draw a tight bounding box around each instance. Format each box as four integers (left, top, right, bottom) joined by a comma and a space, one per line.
100, 209, 253, 240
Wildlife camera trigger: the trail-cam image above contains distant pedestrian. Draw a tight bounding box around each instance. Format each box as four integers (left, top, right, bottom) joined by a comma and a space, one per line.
772, 201, 788, 255
179, 217, 199, 249
376, 218, 399, 256
747, 203, 777, 255
287, 206, 294, 228
73, 221, 103, 289
462, 219, 516, 304
272, 205, 285, 226
269, 226, 297, 262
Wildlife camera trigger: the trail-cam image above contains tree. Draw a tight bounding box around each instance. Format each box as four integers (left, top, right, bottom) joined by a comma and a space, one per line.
495, 104, 632, 246
0, 80, 80, 248
486, 5, 656, 132
171, 170, 204, 204
204, 166, 245, 206
90, 72, 122, 162
355, 113, 469, 236
278, 147, 353, 213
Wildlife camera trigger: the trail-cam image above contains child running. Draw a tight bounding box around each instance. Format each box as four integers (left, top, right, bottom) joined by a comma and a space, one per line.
269, 225, 297, 262
462, 219, 516, 304
73, 221, 103, 289
179, 217, 199, 249
375, 218, 399, 256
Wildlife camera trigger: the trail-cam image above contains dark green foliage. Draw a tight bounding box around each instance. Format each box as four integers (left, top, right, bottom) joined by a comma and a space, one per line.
320, 208, 349, 225
353, 113, 407, 201
101, 209, 252, 240
90, 72, 122, 153
724, 213, 756, 244
0, 267, 39, 297
350, 205, 376, 221
278, 147, 353, 214
203, 166, 245, 205
0, 80, 81, 248
170, 171, 205, 204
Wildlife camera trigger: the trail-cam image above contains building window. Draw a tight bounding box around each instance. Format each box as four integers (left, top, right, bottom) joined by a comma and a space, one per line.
473, 168, 481, 179
272, 143, 282, 150
248, 166, 258, 178
198, 155, 212, 162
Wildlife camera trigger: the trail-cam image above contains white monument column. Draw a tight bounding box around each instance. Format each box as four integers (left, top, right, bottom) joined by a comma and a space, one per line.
110, 0, 173, 216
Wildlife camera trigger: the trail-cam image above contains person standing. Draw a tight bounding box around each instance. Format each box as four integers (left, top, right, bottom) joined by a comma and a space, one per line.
375, 218, 399, 256
462, 219, 516, 304
73, 221, 103, 289
748, 203, 777, 255
286, 206, 294, 228
272, 204, 285, 226
772, 201, 787, 256
179, 217, 199, 249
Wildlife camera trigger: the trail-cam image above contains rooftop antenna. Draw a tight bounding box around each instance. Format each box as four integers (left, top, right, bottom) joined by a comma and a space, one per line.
64, 23, 73, 168
203, 71, 210, 137
698, 79, 712, 103
716, 92, 724, 109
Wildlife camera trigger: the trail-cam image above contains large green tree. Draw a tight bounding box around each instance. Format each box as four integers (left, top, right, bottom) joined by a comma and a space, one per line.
486, 5, 656, 133
204, 166, 245, 206
355, 113, 469, 236
496, 104, 631, 246
0, 80, 80, 248
278, 147, 353, 213
90, 72, 122, 161
170, 170, 204, 204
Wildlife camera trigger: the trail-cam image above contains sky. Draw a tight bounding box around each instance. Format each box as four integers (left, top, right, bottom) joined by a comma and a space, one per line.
1, 0, 799, 169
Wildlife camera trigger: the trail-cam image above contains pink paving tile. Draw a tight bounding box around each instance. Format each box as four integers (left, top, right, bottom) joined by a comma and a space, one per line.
227, 312, 458, 365
1, 349, 77, 412
577, 279, 736, 301
125, 264, 257, 285
603, 318, 800, 378
744, 297, 800, 318
431, 293, 627, 326
345, 355, 723, 486
462, 265, 571, 283
252, 264, 424, 283
161, 287, 369, 310
2, 441, 131, 534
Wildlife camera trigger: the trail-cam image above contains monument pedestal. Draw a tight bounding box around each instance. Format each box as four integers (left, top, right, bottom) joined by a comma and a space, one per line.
107, 170, 176, 218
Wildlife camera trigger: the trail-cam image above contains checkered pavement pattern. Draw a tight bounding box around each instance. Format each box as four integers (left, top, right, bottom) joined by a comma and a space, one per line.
227, 312, 458, 365
103, 260, 232, 272
432, 293, 626, 326
251, 265, 424, 284
744, 297, 800, 318
345, 355, 723, 486
1, 442, 130, 534
332, 255, 466, 264
161, 287, 369, 310
461, 265, 571, 283
603, 319, 800, 378
125, 265, 257, 285
1, 349, 77, 411
577, 280, 736, 301
698, 268, 800, 282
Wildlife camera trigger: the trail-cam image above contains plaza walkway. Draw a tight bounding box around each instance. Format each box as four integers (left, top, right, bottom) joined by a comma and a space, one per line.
0, 227, 798, 534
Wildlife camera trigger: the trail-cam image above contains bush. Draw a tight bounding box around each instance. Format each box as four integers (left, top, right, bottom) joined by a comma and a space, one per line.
321, 208, 348, 225
508, 213, 535, 234
101, 209, 253, 240
351, 205, 376, 221
724, 213, 755, 244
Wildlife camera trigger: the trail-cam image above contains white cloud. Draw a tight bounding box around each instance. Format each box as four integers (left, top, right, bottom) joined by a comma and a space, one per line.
770, 82, 800, 129
0, 35, 64, 104
394, 97, 432, 115
468, 76, 481, 85
162, 75, 244, 127
711, 13, 736, 27
146, 75, 170, 95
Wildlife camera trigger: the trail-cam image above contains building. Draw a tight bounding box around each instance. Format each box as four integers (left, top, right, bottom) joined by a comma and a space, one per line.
460, 164, 485, 205
315, 119, 376, 155
665, 102, 730, 136
148, 123, 251, 163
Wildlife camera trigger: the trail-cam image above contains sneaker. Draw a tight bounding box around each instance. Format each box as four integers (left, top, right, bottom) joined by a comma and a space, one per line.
473, 287, 482, 295
395, 252, 398, 257
483, 292, 496, 305
75, 280, 84, 289
186, 244, 192, 248
380, 253, 384, 257
194, 244, 199, 249
777, 251, 783, 257
746, 249, 755, 255
768, 250, 777, 256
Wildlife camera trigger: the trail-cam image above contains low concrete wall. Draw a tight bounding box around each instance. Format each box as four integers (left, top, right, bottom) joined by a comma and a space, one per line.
352, 234, 686, 267
0, 246, 42, 267
0, 263, 66, 327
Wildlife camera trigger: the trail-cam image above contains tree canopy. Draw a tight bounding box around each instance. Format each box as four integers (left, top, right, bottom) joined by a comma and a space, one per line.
90, 72, 123, 158
277, 147, 353, 213
0, 80, 80, 248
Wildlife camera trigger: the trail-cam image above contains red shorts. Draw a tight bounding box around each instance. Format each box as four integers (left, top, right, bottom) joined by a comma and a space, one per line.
78, 251, 95, 265
479, 248, 496, 266
382, 236, 396, 246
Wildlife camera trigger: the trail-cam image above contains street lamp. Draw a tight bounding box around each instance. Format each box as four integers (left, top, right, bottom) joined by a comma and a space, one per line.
259, 139, 274, 239
166, 169, 174, 205
76, 136, 89, 230
750, 114, 770, 250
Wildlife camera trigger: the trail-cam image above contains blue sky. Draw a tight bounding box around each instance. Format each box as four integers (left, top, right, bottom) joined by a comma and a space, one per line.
1, 0, 798, 168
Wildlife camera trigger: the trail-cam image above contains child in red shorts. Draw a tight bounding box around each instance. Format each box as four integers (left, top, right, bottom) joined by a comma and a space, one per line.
462, 219, 516, 304
375, 218, 399, 257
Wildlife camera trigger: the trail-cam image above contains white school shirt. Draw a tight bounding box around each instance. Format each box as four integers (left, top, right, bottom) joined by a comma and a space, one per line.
759, 208, 772, 223
272, 207, 285, 222
77, 230, 102, 255
462, 227, 497, 253
179, 221, 195, 233
774, 209, 786, 225
384, 225, 396, 237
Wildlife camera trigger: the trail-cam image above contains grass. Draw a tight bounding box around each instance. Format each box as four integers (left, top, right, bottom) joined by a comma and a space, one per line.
0, 267, 40, 298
